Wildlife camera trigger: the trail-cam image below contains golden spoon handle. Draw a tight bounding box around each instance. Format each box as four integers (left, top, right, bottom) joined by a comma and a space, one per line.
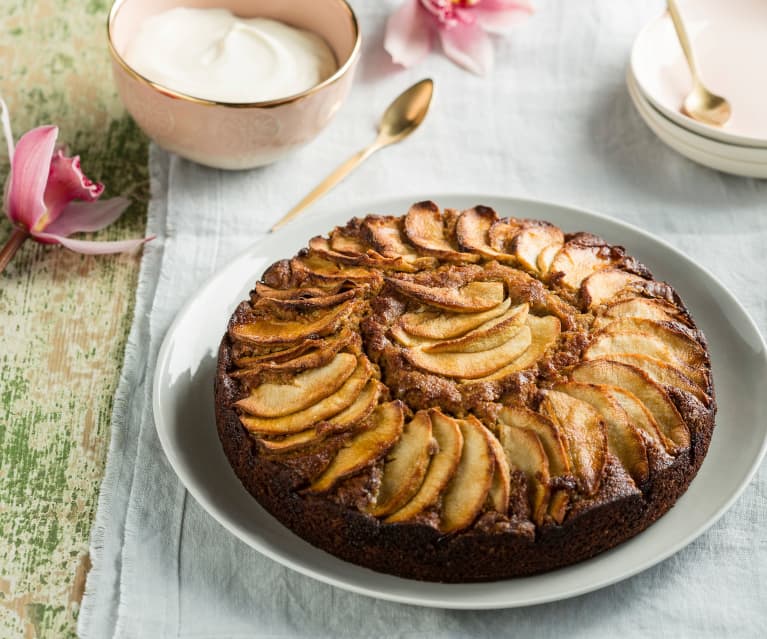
269, 142, 380, 233
667, 0, 701, 85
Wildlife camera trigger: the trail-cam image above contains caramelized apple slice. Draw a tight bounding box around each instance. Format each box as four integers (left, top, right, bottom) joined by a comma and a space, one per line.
455, 206, 515, 262
554, 382, 649, 484
497, 406, 570, 476
439, 418, 495, 533
398, 298, 511, 340
487, 219, 524, 252
308, 401, 405, 493
254, 282, 340, 300
405, 325, 532, 379
254, 285, 358, 311
328, 228, 369, 255
403, 201, 480, 262
367, 411, 434, 517
465, 314, 561, 382
483, 425, 511, 514
499, 424, 550, 525
424, 304, 529, 353
549, 243, 614, 290
386, 409, 464, 523
308, 236, 416, 272
362, 216, 438, 268
512, 223, 565, 273
233, 339, 317, 368
239, 358, 373, 434
230, 300, 356, 345
581, 270, 645, 309
537, 242, 564, 274
592, 317, 707, 369
387, 279, 505, 313
258, 429, 326, 454
571, 359, 690, 448
540, 390, 607, 496
290, 254, 382, 285
599, 297, 689, 326
600, 353, 709, 402
604, 385, 674, 453
235, 352, 357, 417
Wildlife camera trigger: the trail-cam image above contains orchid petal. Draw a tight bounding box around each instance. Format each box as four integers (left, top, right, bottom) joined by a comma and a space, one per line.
474, 1, 533, 34
41, 150, 105, 228
6, 125, 57, 229
43, 197, 130, 237
439, 23, 493, 75
32, 232, 154, 255
384, 0, 434, 68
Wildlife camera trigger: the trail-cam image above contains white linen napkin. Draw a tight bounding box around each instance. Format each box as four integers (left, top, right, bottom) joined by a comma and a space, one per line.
80, 1, 767, 636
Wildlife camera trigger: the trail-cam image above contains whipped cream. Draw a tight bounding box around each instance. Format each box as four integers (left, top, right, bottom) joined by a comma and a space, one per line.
123, 8, 337, 103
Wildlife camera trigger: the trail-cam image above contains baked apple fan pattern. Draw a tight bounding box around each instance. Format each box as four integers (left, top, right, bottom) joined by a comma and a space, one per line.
217, 201, 714, 579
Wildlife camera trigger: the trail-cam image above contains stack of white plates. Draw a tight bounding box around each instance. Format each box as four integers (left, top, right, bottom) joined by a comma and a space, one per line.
628, 0, 767, 178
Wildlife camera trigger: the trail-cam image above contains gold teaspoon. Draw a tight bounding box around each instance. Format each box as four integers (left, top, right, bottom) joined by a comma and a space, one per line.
667, 0, 731, 127
270, 78, 434, 233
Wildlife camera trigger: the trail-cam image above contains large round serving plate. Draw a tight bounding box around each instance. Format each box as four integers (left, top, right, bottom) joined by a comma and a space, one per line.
153, 194, 767, 609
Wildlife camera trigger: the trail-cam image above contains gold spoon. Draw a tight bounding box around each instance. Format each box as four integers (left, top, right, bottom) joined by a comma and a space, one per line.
270, 78, 434, 233
667, 0, 731, 126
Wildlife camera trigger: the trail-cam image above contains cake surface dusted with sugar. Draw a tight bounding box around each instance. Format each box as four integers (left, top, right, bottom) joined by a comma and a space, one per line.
214, 201, 715, 582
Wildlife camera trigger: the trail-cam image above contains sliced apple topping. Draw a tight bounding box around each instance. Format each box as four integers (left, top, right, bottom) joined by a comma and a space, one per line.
233, 339, 318, 369
594, 297, 689, 328
235, 352, 357, 417
386, 279, 505, 313
484, 424, 511, 514
308, 401, 405, 493
549, 243, 615, 290
403, 201, 480, 262
599, 353, 708, 402
497, 406, 570, 476
424, 304, 529, 354
466, 314, 561, 382
499, 423, 550, 525
604, 386, 674, 453
230, 300, 356, 346
290, 254, 382, 285
308, 236, 415, 272
398, 297, 511, 340
540, 390, 607, 496
454, 206, 515, 262
362, 216, 437, 268
571, 359, 690, 449
258, 429, 326, 454
439, 417, 495, 533
240, 358, 374, 434
581, 270, 645, 309
328, 228, 369, 255
554, 382, 649, 484
512, 223, 565, 273
386, 409, 464, 524
253, 285, 358, 311
487, 218, 524, 253
405, 325, 532, 379
367, 411, 434, 517
537, 242, 564, 274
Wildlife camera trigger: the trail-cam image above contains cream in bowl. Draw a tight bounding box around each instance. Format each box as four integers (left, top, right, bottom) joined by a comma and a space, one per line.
108, 0, 360, 170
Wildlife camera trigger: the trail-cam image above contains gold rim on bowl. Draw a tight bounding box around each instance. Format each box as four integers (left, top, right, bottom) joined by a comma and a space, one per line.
106, 0, 362, 109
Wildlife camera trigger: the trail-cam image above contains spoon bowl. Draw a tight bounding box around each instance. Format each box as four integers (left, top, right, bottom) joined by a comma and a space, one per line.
376, 79, 434, 145
682, 86, 732, 127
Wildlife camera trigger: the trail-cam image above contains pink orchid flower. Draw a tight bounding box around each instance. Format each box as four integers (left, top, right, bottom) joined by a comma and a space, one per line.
0, 98, 152, 274
385, 0, 533, 75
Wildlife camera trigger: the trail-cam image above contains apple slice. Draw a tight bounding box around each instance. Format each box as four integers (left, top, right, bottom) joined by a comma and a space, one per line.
465, 314, 561, 382
454, 206, 515, 262
581, 270, 645, 309
539, 390, 607, 496
254, 286, 358, 311
308, 236, 415, 272
289, 254, 382, 285
405, 325, 532, 379
328, 228, 368, 255
258, 429, 326, 454
604, 385, 675, 453
571, 359, 690, 448
367, 411, 434, 517
386, 409, 464, 523
483, 424, 511, 514
308, 401, 405, 493
599, 296, 689, 326
230, 300, 356, 346
235, 352, 357, 417
548, 490, 569, 524
387, 279, 506, 313
554, 382, 649, 484
497, 405, 570, 476
424, 304, 529, 354
439, 418, 495, 533
254, 282, 340, 300
403, 201, 480, 262
537, 242, 564, 274
239, 358, 373, 434
233, 339, 318, 368
598, 353, 709, 402
487, 218, 524, 252
512, 223, 565, 273
499, 423, 550, 525
549, 243, 614, 290
362, 216, 438, 268
398, 297, 511, 340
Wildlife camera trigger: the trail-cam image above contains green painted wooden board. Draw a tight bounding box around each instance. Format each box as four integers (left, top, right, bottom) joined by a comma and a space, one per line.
0, 2, 148, 637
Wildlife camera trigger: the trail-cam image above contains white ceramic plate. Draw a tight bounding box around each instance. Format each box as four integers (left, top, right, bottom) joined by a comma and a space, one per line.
153, 195, 767, 609
631, 0, 767, 148
627, 69, 767, 179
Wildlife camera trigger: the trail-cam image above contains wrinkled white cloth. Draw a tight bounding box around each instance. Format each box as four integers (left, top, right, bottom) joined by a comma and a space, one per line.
79, 1, 767, 637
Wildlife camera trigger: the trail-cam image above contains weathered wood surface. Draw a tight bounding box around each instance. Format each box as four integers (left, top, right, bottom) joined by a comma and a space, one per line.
0, 2, 148, 637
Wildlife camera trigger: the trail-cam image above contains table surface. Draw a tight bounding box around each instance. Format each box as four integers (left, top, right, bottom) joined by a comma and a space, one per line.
0, 2, 148, 637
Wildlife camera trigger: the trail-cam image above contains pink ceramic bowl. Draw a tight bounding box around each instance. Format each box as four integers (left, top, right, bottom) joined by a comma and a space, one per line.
108, 0, 360, 170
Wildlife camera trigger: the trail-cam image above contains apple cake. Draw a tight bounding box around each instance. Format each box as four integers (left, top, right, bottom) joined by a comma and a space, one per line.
214, 201, 715, 582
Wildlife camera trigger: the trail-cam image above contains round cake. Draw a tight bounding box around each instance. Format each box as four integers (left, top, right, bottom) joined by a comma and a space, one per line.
214, 201, 715, 582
